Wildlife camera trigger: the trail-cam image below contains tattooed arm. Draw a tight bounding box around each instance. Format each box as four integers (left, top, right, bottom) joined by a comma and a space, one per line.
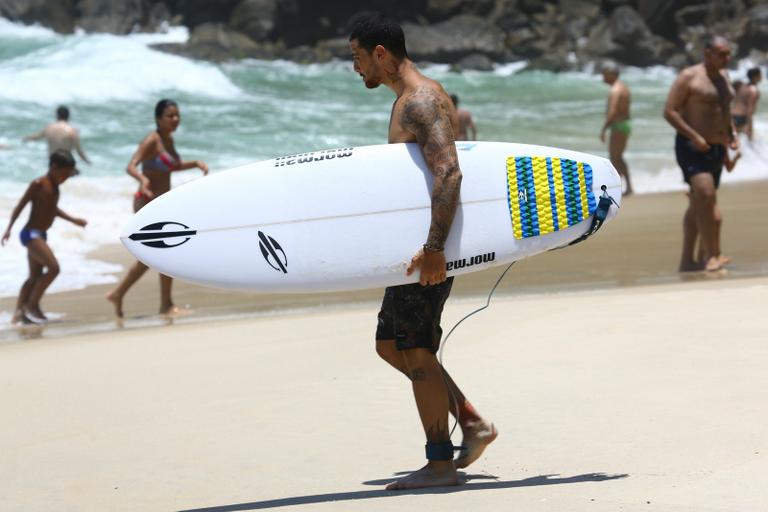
402, 88, 462, 286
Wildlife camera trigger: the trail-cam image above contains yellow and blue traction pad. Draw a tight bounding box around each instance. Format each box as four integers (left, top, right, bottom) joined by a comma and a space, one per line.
506, 156, 597, 240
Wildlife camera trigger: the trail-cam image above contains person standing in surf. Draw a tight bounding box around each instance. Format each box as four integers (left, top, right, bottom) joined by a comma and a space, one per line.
106, 99, 208, 318
732, 67, 762, 141
1, 149, 87, 324
600, 62, 633, 196
349, 14, 496, 490
664, 36, 738, 272
450, 94, 477, 141
23, 105, 91, 164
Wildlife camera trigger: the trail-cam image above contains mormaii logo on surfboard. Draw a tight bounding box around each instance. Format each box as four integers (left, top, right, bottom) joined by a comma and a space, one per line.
274, 148, 354, 167
446, 252, 495, 272
258, 231, 288, 273
128, 222, 196, 249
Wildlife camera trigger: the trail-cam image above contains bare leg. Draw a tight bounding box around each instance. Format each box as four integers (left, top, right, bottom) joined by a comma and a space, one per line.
24, 238, 60, 320
699, 203, 730, 266
12, 253, 43, 323
385, 347, 458, 490
609, 130, 632, 196
106, 260, 148, 318
689, 173, 719, 271
712, 204, 731, 266
443, 370, 498, 469
107, 196, 152, 318
159, 274, 191, 316
679, 196, 701, 272
376, 340, 491, 425
159, 273, 174, 314
377, 341, 496, 477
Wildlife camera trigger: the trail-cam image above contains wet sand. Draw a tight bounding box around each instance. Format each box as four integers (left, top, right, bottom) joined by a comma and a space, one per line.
1, 180, 767, 340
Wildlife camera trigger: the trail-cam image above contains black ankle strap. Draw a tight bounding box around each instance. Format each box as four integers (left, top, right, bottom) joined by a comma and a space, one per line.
425, 441, 456, 461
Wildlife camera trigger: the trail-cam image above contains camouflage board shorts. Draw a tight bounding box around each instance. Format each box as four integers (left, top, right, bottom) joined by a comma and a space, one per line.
375, 277, 454, 354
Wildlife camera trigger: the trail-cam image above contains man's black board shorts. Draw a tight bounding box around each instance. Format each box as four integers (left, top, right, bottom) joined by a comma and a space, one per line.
376, 277, 454, 355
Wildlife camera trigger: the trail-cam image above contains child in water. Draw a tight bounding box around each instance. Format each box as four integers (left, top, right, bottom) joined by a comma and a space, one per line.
1, 149, 87, 324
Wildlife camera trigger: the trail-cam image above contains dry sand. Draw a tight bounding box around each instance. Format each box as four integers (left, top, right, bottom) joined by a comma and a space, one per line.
1, 182, 767, 511
1, 277, 767, 511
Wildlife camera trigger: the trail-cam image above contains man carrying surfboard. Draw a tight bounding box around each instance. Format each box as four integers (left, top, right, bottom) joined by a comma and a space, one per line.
349, 13, 496, 490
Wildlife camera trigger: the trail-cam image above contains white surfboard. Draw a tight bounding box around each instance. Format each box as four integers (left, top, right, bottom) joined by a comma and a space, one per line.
120, 142, 621, 293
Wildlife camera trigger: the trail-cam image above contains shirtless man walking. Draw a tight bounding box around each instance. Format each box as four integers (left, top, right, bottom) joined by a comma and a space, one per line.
349, 14, 496, 490
24, 105, 91, 164
450, 94, 477, 141
664, 36, 738, 272
600, 62, 633, 196
732, 67, 762, 141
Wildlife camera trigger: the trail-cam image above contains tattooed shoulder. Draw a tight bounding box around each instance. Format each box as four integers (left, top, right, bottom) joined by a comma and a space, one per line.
400, 87, 443, 135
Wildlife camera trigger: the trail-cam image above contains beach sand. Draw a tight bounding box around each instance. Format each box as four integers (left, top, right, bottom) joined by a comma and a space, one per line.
1, 277, 766, 511
1, 181, 767, 511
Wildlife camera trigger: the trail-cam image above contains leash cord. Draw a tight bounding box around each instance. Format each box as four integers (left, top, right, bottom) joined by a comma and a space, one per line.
438, 262, 515, 442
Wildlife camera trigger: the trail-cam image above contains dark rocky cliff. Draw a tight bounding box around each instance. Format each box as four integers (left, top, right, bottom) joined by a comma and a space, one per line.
1, 0, 766, 70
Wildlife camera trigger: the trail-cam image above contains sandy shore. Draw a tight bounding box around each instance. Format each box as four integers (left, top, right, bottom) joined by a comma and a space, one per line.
1, 275, 767, 511
1, 180, 767, 341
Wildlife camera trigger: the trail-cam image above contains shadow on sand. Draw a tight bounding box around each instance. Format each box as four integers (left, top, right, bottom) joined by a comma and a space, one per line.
179, 472, 628, 511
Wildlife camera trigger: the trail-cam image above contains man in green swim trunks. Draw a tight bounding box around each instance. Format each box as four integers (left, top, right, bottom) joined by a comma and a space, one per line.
600, 62, 634, 196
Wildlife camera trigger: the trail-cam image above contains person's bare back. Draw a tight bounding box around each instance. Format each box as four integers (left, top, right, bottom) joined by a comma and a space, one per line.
24, 106, 90, 163
42, 121, 80, 155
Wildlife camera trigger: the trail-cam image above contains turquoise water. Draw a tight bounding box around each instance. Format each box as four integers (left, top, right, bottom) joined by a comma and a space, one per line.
0, 18, 766, 302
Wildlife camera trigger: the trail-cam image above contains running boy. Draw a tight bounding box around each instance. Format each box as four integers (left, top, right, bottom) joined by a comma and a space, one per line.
1, 149, 87, 324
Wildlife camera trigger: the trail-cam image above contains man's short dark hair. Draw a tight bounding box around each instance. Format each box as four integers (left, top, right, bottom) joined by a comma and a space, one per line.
56, 105, 69, 121
747, 67, 762, 82
49, 149, 78, 174
349, 13, 408, 59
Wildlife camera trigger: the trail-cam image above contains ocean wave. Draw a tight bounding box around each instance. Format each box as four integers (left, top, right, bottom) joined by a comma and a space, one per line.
0, 18, 59, 40
0, 27, 240, 105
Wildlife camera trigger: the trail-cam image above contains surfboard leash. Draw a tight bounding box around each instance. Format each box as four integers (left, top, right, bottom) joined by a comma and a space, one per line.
566, 185, 620, 247
436, 186, 617, 449
438, 261, 516, 443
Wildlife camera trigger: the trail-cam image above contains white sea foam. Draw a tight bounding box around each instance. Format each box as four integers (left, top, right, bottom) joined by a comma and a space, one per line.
0, 26, 240, 105
0, 18, 59, 40
0, 176, 135, 298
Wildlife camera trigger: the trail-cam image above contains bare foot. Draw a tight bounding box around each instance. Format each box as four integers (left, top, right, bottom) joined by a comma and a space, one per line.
106, 290, 124, 318
386, 461, 459, 490
717, 254, 732, 266
161, 305, 193, 318
455, 420, 498, 469
704, 256, 721, 272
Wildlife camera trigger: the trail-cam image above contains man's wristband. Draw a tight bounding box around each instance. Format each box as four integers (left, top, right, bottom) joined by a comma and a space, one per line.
423, 242, 444, 253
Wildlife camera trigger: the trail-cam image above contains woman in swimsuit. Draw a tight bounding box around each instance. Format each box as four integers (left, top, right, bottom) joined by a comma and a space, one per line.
107, 99, 208, 318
